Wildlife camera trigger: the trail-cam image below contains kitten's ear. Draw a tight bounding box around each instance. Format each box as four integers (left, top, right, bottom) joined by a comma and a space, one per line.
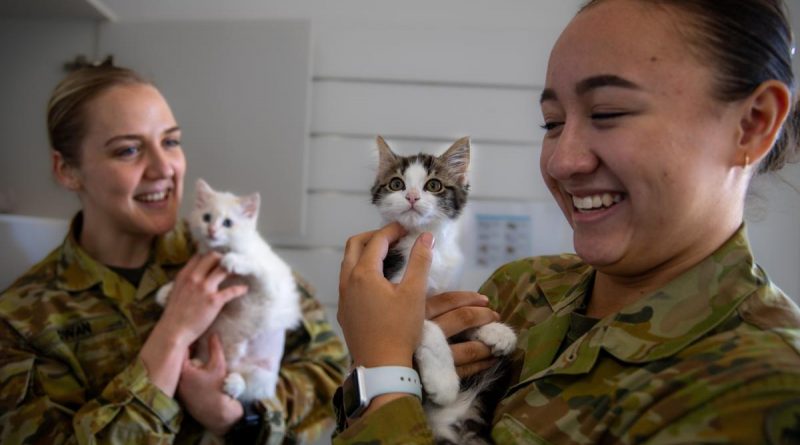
240, 192, 260, 219
441, 137, 471, 185
195, 178, 214, 206
376, 135, 399, 177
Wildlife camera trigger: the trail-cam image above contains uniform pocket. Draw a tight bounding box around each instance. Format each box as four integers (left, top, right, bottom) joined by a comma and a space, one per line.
33, 314, 135, 395
493, 414, 555, 445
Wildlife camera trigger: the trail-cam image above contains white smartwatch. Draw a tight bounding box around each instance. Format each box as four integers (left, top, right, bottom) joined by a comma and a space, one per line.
341, 365, 422, 420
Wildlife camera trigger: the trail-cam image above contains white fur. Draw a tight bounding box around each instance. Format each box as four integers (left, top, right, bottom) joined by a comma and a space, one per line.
425, 383, 486, 443
416, 320, 461, 405
377, 161, 465, 293
471, 322, 517, 356
156, 179, 302, 401
375, 146, 517, 443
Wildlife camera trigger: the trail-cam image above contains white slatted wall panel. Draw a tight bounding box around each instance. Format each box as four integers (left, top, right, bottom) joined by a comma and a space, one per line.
278, 22, 576, 337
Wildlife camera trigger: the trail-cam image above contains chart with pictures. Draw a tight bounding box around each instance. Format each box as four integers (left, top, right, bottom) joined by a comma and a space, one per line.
474, 214, 533, 269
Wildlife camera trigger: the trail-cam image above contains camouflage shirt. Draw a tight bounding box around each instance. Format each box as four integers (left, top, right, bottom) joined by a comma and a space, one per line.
0, 215, 348, 444
333, 226, 800, 444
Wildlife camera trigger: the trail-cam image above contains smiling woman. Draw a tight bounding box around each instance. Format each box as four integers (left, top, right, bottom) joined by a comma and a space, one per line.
538, 0, 783, 313
50, 78, 186, 267
0, 64, 347, 444
332, 0, 800, 443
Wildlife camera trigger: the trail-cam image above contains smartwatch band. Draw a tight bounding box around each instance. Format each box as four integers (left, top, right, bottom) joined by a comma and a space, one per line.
342, 365, 422, 420
361, 366, 422, 400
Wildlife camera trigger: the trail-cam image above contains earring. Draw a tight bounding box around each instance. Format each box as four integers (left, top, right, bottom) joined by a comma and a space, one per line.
744, 153, 750, 168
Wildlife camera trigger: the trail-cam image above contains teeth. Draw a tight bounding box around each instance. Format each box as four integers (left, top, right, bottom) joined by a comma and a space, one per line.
137, 191, 168, 202
572, 193, 623, 211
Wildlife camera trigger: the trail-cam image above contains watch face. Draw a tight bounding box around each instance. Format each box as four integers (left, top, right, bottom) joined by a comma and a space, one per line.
342, 368, 367, 418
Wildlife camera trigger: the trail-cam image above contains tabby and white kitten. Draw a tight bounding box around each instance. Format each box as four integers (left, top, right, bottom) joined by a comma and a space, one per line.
156, 179, 301, 408
372, 136, 517, 445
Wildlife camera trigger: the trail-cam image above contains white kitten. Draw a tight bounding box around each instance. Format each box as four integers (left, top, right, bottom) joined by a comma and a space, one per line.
156, 179, 302, 443
372, 137, 517, 444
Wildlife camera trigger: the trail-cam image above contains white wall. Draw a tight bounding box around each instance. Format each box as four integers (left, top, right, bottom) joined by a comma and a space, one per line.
0, 19, 94, 216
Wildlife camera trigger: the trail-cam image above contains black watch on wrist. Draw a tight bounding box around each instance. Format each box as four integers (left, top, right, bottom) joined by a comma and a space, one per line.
225, 401, 264, 444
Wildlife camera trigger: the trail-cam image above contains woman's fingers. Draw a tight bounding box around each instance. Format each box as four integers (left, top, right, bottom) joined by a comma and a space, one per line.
177, 252, 245, 304
205, 265, 230, 290
192, 251, 224, 277
205, 334, 227, 374
426, 291, 490, 319
432, 306, 500, 338
339, 222, 406, 296
451, 340, 493, 365
216, 284, 248, 305
456, 357, 499, 379
399, 232, 434, 297
339, 229, 376, 295
177, 253, 201, 279
451, 340, 496, 378
360, 222, 407, 273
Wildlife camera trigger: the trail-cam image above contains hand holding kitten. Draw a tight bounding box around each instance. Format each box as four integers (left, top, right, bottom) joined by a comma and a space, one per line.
157, 252, 248, 348
140, 251, 247, 397
338, 222, 433, 368
425, 291, 502, 378
177, 334, 244, 437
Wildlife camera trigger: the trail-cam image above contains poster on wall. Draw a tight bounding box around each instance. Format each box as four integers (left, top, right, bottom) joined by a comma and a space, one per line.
459, 200, 573, 291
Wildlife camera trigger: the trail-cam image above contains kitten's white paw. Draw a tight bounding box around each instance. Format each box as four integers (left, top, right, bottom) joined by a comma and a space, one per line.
416, 321, 460, 405
223, 372, 246, 399
154, 283, 173, 306
473, 322, 517, 356
420, 365, 460, 406
221, 253, 252, 276
242, 368, 279, 400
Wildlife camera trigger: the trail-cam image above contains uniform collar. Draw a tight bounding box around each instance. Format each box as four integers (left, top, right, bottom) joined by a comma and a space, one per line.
523, 225, 765, 381
597, 225, 763, 362
55, 213, 192, 294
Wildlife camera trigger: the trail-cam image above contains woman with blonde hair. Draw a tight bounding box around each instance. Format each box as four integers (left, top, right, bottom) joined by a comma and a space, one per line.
0, 63, 348, 444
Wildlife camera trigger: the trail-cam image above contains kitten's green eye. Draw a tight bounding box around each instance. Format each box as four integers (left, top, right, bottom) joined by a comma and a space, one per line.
388, 178, 405, 191
223, 218, 233, 228
425, 179, 443, 193
203, 213, 211, 223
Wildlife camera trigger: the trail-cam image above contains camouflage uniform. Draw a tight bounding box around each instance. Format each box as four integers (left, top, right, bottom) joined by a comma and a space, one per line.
0, 215, 348, 444
333, 226, 800, 444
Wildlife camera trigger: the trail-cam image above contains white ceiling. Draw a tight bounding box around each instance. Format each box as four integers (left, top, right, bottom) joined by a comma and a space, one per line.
0, 0, 110, 20
99, 0, 583, 27
1, 0, 586, 29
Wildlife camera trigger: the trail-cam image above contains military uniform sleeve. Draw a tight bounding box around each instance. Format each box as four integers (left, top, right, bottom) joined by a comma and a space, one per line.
0, 318, 182, 445
257, 275, 349, 444
332, 396, 435, 444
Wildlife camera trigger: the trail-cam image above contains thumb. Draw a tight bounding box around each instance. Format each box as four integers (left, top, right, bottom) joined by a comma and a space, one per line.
400, 232, 434, 296
181, 353, 197, 375
206, 334, 227, 374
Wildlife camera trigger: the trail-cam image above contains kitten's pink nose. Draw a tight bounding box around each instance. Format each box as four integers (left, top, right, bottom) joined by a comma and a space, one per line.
406, 191, 420, 205
207, 228, 217, 239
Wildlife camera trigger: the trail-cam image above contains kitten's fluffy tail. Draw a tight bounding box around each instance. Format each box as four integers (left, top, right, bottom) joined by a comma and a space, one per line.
425, 359, 508, 444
